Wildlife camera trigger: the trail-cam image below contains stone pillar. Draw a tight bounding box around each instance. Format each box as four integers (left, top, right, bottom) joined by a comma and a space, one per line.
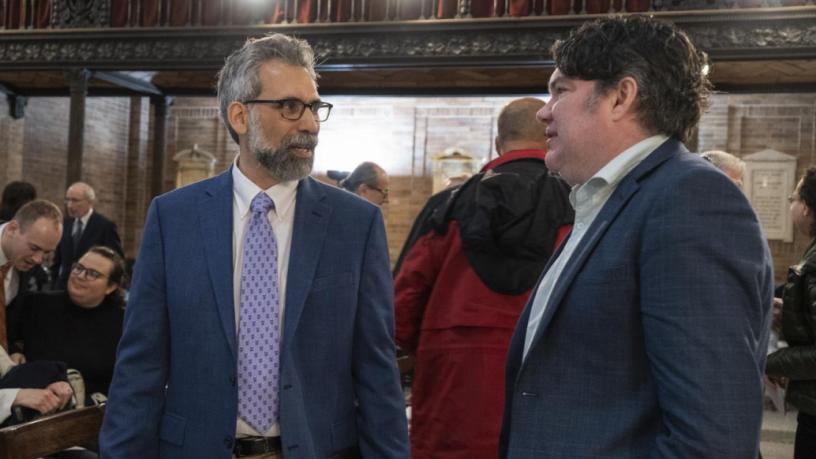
150, 96, 172, 198
65, 68, 90, 186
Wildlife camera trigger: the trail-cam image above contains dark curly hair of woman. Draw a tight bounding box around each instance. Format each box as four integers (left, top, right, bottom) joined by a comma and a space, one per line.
798, 167, 816, 237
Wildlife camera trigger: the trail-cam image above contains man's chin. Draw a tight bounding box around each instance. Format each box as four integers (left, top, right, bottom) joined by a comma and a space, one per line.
15, 262, 33, 271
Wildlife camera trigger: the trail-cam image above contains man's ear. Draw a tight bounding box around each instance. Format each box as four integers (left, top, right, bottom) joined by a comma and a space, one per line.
6, 220, 19, 237
227, 101, 249, 137
610, 76, 639, 121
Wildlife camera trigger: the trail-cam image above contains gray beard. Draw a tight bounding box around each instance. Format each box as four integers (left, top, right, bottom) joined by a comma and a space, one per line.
248, 115, 317, 182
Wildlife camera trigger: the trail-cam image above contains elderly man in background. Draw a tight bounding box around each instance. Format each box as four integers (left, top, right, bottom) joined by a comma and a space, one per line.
53, 182, 122, 289
702, 149, 746, 187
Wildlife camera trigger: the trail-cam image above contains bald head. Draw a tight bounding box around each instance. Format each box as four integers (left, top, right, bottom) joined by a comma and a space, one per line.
65, 182, 96, 219
495, 97, 548, 155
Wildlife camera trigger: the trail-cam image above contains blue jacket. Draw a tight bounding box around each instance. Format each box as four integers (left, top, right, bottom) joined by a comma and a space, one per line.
100, 171, 409, 458
500, 139, 773, 458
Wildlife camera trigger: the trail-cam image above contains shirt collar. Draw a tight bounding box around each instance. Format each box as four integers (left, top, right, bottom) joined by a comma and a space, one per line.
570, 135, 668, 209
79, 208, 93, 224
592, 135, 668, 187
232, 156, 298, 220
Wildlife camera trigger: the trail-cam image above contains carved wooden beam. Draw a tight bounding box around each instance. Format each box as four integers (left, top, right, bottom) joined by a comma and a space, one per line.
0, 8, 813, 70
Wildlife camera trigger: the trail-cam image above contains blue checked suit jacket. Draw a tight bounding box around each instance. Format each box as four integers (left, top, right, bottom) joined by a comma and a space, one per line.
100, 170, 409, 459
500, 139, 773, 458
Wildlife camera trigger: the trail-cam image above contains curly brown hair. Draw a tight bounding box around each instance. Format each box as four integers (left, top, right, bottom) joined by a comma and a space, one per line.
552, 15, 711, 143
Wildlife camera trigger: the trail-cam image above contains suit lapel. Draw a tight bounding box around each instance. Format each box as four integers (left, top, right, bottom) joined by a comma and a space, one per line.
518, 140, 683, 376
282, 177, 331, 351
198, 171, 237, 357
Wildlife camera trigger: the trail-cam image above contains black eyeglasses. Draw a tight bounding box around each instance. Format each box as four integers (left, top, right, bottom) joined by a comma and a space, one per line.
243, 98, 333, 122
71, 262, 107, 281
368, 185, 389, 198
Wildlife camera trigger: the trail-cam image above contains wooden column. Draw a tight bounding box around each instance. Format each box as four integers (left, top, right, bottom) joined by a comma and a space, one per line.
150, 96, 172, 198
65, 68, 90, 186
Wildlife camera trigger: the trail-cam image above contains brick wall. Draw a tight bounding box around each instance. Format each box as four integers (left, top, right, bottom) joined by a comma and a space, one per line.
0, 96, 137, 253
699, 93, 816, 282
0, 97, 24, 185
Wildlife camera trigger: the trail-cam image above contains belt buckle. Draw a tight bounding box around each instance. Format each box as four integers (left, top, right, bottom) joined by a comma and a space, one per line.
234, 436, 281, 457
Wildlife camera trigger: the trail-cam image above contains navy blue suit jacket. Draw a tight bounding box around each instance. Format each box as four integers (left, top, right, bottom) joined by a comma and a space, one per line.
99, 171, 409, 458
500, 139, 773, 458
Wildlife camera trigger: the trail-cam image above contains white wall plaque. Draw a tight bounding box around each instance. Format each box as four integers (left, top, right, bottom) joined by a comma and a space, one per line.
743, 149, 797, 242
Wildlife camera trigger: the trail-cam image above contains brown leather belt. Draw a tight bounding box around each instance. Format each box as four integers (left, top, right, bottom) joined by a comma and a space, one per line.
233, 436, 282, 457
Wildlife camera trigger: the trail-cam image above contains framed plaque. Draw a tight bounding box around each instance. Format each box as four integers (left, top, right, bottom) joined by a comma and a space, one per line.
742, 149, 797, 242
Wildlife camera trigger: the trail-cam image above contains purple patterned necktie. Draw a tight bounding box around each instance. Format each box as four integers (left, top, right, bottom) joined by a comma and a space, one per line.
237, 192, 280, 433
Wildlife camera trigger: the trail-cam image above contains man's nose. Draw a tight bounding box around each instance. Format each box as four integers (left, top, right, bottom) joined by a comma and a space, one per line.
298, 111, 320, 134
536, 104, 552, 123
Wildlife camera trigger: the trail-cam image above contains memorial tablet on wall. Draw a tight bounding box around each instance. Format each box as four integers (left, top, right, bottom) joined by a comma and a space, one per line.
742, 149, 797, 242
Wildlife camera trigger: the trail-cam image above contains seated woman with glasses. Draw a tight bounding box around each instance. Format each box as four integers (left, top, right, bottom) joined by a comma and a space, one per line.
6, 246, 126, 405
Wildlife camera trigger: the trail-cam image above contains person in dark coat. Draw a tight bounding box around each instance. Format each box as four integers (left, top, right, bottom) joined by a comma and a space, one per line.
52, 182, 123, 289
394, 97, 573, 458
766, 166, 816, 458
0, 181, 37, 222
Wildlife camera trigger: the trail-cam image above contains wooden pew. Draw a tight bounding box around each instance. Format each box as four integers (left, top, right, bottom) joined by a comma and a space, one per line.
0, 405, 104, 459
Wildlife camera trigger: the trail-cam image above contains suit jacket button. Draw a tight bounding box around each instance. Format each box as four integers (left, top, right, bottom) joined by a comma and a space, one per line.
229, 376, 236, 387
224, 436, 233, 449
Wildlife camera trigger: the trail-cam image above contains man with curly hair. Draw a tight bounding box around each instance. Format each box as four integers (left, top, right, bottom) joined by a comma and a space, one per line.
500, 16, 773, 458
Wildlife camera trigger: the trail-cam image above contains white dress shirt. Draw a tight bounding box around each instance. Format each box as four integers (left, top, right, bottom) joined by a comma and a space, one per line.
73, 208, 93, 238
0, 223, 19, 306
0, 346, 19, 423
232, 160, 298, 438
523, 135, 669, 358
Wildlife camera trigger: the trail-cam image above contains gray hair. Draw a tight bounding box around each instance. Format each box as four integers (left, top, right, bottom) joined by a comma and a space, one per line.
340, 162, 384, 193
216, 33, 318, 145
69, 182, 96, 202
701, 150, 745, 180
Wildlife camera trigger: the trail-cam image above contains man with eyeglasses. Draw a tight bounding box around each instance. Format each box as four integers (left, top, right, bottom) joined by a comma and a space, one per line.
101, 33, 409, 459
339, 162, 390, 207
52, 181, 123, 289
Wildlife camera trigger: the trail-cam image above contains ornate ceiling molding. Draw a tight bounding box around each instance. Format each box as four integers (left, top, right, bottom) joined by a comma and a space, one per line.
0, 8, 814, 70
51, 0, 110, 28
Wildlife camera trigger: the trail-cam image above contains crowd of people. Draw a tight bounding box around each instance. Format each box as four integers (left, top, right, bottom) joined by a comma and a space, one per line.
0, 13, 811, 459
